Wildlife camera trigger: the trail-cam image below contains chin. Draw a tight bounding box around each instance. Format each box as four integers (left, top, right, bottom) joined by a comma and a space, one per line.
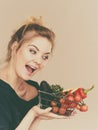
18, 73, 31, 81
20, 69, 40, 80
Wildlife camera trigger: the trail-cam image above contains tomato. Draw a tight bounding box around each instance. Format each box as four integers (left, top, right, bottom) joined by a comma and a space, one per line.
59, 98, 65, 104
67, 90, 73, 95
77, 88, 87, 99
76, 104, 81, 110
74, 94, 82, 102
50, 101, 57, 107
66, 95, 74, 102
62, 91, 66, 96
80, 104, 88, 112
52, 106, 59, 113
61, 103, 67, 109
58, 107, 66, 115
68, 102, 77, 108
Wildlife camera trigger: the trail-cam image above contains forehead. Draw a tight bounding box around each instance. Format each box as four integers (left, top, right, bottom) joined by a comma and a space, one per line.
23, 36, 52, 52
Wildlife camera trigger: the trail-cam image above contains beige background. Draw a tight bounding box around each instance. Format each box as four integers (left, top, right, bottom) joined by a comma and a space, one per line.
0, 0, 97, 129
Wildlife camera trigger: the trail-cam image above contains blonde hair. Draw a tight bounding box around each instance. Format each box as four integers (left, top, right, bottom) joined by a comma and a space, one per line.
24, 16, 43, 25
6, 16, 55, 61
22, 16, 43, 36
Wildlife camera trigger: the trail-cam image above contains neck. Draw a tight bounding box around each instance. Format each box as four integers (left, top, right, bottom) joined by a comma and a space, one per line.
0, 62, 24, 91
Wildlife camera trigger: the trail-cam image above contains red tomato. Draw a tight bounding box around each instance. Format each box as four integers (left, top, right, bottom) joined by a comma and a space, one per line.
52, 106, 59, 113
58, 107, 66, 115
74, 94, 82, 102
59, 98, 65, 104
62, 91, 66, 96
61, 103, 67, 109
66, 95, 74, 102
68, 102, 77, 108
80, 104, 88, 112
76, 104, 81, 110
50, 101, 57, 107
68, 90, 73, 95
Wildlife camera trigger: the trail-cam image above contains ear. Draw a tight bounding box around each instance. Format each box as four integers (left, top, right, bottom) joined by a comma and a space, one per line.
11, 41, 19, 52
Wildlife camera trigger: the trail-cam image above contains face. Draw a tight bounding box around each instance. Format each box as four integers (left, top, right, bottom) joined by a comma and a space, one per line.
12, 36, 52, 80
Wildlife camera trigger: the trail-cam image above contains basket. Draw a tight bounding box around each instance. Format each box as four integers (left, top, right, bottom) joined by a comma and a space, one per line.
38, 90, 74, 116
38, 80, 94, 116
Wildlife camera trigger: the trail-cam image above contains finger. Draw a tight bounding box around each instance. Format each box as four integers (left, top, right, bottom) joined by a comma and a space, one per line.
41, 107, 52, 114
38, 116, 53, 120
33, 106, 52, 115
43, 112, 70, 119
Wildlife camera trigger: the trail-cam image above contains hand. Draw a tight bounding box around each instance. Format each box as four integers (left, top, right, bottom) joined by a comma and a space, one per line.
28, 106, 77, 130
32, 105, 70, 120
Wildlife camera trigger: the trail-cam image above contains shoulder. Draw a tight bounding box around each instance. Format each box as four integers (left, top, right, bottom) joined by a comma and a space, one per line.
0, 79, 12, 96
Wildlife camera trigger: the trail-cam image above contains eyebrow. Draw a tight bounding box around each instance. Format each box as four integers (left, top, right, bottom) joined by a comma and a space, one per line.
28, 44, 51, 54
29, 44, 39, 51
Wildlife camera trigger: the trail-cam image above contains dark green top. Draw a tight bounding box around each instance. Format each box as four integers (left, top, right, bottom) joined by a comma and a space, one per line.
0, 79, 39, 130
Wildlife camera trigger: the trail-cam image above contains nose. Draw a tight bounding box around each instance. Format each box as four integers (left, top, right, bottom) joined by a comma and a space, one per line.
33, 56, 42, 65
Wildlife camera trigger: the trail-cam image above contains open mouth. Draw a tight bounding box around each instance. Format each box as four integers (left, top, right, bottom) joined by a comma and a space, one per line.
25, 65, 37, 74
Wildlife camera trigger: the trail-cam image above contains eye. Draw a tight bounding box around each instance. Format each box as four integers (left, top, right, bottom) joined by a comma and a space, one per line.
42, 55, 49, 60
29, 49, 37, 54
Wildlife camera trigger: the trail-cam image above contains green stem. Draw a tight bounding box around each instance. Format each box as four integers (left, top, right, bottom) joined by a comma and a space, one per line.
84, 85, 94, 94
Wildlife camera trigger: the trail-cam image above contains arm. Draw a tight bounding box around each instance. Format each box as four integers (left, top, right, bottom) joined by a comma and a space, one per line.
15, 105, 70, 130
27, 106, 69, 130
28, 111, 67, 130
29, 118, 41, 130
15, 109, 37, 130
15, 107, 63, 130
15, 106, 52, 130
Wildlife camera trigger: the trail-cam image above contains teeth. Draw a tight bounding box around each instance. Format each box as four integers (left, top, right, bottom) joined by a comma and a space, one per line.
27, 65, 38, 70
26, 65, 37, 73
30, 66, 37, 70
26, 64, 38, 73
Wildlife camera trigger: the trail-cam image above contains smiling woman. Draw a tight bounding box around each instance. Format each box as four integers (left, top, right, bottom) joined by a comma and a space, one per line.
11, 36, 52, 80
0, 16, 69, 130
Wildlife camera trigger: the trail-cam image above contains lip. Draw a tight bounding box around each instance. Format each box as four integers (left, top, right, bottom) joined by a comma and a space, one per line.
25, 64, 38, 75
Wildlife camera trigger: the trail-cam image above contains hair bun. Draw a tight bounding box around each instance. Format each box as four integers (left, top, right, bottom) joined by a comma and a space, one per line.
24, 16, 43, 26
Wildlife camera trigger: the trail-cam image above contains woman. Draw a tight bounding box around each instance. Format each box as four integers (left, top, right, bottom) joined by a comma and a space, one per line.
0, 17, 69, 130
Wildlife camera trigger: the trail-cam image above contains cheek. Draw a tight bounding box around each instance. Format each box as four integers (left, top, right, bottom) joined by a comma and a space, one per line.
17, 49, 29, 62
41, 60, 49, 68
14, 51, 27, 70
